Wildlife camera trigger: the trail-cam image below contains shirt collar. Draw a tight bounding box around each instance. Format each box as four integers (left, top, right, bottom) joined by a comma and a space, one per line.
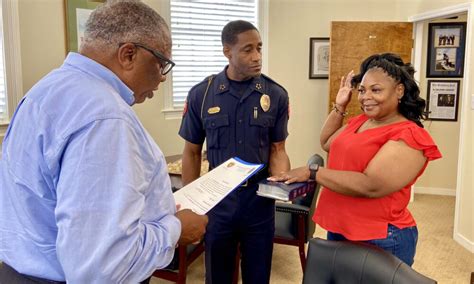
63, 52, 135, 105
214, 66, 265, 96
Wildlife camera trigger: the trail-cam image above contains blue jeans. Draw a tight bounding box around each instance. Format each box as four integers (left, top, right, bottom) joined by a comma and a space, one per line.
327, 224, 418, 266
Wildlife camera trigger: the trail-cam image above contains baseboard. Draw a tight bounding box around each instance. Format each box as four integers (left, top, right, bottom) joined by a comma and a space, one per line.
413, 186, 456, 196
453, 231, 474, 253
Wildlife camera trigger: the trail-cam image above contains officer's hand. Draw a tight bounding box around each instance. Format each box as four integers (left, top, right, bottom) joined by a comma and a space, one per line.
335, 70, 354, 108
175, 209, 208, 246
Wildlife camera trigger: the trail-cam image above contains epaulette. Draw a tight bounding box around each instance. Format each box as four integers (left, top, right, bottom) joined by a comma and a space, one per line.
261, 73, 288, 94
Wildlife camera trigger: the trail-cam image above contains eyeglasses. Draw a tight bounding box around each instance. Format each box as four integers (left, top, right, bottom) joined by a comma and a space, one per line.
119, 42, 175, 75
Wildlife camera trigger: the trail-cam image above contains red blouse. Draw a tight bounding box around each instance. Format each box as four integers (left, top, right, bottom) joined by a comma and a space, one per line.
313, 114, 442, 240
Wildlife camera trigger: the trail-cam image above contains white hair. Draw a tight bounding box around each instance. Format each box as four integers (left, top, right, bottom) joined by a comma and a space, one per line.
80, 1, 170, 53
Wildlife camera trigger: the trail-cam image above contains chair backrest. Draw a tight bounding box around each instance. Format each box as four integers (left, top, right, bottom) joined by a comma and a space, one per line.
303, 238, 437, 284
292, 153, 324, 241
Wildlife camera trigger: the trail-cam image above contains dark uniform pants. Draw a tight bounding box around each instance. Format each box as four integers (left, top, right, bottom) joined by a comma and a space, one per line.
204, 183, 275, 284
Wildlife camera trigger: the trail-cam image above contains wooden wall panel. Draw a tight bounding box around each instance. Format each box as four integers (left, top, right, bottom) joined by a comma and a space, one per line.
329, 22, 413, 118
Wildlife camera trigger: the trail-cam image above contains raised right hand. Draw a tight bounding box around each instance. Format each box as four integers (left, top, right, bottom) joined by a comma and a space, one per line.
175, 209, 208, 246
334, 70, 355, 108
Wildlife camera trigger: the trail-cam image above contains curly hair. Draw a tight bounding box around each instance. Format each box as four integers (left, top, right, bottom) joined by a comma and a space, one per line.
351, 53, 426, 128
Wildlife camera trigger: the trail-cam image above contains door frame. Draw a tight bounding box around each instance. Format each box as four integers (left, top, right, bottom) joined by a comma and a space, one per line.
409, 2, 473, 253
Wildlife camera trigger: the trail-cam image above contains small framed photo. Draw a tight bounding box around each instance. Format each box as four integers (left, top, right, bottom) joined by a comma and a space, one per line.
426, 80, 460, 121
64, 0, 104, 53
426, 22, 466, 78
309, 37, 330, 79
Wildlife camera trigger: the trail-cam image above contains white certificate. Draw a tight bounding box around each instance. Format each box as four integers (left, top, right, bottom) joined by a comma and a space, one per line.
173, 157, 264, 215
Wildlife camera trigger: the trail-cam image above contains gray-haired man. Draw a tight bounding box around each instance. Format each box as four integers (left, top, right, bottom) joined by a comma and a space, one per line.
0, 1, 207, 283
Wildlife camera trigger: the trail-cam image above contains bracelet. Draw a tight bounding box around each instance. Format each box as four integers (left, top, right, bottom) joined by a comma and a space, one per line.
332, 103, 348, 117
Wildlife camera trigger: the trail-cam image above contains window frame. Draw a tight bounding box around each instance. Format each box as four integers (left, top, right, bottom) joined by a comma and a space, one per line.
162, 0, 268, 120
0, 0, 23, 141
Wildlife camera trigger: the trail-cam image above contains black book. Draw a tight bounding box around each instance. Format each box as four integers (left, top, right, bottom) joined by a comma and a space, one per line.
256, 180, 315, 201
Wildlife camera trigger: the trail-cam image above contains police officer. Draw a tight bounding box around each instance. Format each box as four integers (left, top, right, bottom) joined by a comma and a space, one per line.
179, 20, 290, 284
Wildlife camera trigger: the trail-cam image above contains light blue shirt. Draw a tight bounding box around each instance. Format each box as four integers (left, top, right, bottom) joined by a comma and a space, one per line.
0, 53, 181, 283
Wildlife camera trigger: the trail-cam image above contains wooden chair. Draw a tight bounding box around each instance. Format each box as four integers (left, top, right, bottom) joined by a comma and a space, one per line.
152, 242, 204, 284
273, 153, 324, 272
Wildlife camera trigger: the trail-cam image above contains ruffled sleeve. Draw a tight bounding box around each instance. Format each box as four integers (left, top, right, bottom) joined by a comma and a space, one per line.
390, 124, 442, 161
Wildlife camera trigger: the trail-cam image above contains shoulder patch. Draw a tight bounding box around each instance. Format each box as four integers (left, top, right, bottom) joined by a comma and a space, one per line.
182, 99, 188, 116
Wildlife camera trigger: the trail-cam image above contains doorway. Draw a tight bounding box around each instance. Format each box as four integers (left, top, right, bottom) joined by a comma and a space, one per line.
410, 3, 473, 253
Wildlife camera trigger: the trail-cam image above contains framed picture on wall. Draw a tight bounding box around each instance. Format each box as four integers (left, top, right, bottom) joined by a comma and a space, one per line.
64, 0, 105, 53
426, 80, 460, 121
426, 22, 466, 78
309, 37, 330, 79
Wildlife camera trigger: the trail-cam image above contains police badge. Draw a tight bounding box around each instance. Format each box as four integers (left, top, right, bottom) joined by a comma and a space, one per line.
260, 94, 270, 112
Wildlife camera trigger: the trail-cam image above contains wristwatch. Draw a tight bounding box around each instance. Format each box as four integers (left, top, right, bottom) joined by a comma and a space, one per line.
309, 163, 319, 181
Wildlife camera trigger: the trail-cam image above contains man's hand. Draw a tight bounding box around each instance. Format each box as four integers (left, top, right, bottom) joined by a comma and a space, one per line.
175, 209, 208, 245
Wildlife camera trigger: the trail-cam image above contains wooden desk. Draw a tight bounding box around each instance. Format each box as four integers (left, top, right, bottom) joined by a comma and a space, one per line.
165, 154, 209, 191
165, 154, 182, 164
165, 155, 183, 191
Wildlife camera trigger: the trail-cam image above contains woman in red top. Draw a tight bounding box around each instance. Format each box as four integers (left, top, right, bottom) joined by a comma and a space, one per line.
269, 53, 441, 266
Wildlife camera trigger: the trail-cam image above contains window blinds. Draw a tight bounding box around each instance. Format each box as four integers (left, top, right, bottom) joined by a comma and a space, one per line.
170, 0, 258, 108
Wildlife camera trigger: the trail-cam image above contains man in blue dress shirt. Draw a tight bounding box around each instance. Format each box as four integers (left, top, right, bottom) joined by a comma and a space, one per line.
179, 20, 291, 284
0, 2, 207, 283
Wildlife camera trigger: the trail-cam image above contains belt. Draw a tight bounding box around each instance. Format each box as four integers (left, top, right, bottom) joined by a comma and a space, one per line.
241, 167, 269, 187
0, 262, 66, 284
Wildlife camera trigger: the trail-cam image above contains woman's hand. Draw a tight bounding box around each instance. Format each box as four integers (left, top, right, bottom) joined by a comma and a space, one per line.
335, 70, 355, 108
267, 166, 311, 184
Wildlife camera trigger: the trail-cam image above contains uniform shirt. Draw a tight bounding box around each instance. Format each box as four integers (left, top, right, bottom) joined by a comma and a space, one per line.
313, 114, 442, 240
0, 53, 180, 283
179, 67, 289, 169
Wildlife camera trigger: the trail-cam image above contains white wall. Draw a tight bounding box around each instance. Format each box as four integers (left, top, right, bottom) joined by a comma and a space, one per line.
18, 0, 66, 96
16, 0, 185, 156
414, 15, 467, 195
132, 0, 185, 156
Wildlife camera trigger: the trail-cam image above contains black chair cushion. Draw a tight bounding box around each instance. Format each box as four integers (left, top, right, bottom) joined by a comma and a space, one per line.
275, 203, 309, 240
303, 238, 437, 284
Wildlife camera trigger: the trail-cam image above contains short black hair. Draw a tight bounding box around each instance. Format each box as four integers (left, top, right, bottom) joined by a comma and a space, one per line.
351, 53, 426, 128
221, 20, 258, 46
